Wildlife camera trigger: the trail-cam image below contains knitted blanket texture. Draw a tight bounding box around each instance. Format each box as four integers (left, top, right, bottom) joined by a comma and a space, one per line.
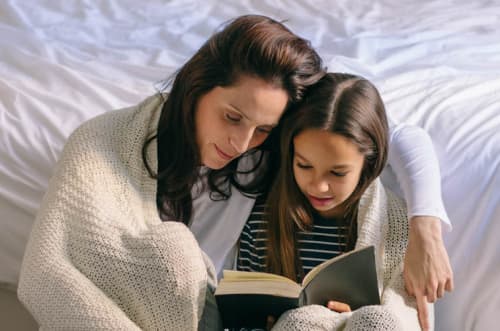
273, 180, 432, 331
17, 94, 430, 330
18, 94, 213, 330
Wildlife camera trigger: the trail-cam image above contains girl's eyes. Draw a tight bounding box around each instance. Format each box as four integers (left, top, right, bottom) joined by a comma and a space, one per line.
330, 171, 347, 177
296, 163, 347, 177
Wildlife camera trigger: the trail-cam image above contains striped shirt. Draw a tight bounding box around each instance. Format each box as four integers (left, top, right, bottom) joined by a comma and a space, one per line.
237, 196, 350, 277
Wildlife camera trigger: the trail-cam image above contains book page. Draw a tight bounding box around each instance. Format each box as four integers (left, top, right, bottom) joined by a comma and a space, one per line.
216, 279, 302, 298
299, 245, 380, 309
301, 246, 374, 287
222, 270, 297, 285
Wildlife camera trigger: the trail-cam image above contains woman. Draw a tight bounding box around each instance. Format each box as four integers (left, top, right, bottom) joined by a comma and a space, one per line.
18, 15, 450, 330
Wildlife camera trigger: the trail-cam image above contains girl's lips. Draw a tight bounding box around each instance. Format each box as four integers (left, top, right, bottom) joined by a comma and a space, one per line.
308, 194, 334, 207
215, 144, 234, 161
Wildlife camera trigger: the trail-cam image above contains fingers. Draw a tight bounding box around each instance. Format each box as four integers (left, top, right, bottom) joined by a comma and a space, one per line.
445, 274, 454, 292
416, 293, 430, 331
437, 281, 445, 299
404, 242, 454, 303
266, 315, 276, 331
436, 271, 453, 298
425, 280, 438, 302
327, 301, 351, 313
442, 259, 454, 294
404, 272, 415, 297
427, 269, 454, 301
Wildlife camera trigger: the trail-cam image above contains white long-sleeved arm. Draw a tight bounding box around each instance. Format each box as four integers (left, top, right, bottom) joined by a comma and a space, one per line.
382, 122, 451, 231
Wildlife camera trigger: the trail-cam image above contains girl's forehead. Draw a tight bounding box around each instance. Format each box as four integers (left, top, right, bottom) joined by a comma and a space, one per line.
293, 129, 363, 165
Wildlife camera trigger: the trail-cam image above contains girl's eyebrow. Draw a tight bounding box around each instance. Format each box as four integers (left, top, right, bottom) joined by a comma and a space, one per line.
331, 164, 351, 170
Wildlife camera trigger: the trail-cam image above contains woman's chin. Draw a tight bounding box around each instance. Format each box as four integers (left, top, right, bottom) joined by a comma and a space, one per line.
201, 157, 229, 170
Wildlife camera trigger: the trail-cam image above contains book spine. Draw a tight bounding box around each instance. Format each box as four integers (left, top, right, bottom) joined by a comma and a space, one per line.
299, 290, 307, 306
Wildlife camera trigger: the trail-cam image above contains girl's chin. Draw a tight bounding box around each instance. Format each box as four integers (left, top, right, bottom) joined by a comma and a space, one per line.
310, 202, 345, 218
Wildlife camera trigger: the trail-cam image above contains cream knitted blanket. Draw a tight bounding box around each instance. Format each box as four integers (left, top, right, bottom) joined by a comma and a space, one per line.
18, 92, 431, 330
18, 94, 215, 330
272, 179, 433, 331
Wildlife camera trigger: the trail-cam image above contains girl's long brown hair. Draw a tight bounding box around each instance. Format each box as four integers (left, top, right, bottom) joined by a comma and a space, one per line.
265, 73, 389, 282
141, 15, 325, 224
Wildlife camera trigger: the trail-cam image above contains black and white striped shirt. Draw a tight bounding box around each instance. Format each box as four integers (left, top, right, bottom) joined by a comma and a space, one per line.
237, 196, 350, 277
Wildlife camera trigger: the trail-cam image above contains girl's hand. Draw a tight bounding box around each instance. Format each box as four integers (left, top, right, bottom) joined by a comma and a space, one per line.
266, 315, 276, 330
326, 300, 351, 313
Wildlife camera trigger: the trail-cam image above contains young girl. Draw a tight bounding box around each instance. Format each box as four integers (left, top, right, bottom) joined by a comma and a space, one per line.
238, 73, 429, 330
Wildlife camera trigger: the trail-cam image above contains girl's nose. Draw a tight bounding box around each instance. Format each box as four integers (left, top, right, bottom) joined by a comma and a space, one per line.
310, 176, 330, 193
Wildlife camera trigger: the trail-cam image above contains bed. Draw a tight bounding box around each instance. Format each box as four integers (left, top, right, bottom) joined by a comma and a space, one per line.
1, 1, 498, 330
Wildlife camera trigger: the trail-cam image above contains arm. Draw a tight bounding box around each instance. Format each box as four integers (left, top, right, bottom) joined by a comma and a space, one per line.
18, 123, 209, 330
377, 187, 434, 331
386, 123, 453, 317
18, 250, 143, 330
18, 214, 209, 330
386, 123, 450, 230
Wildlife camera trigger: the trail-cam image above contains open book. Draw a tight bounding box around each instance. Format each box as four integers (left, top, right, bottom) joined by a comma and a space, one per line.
214, 245, 380, 328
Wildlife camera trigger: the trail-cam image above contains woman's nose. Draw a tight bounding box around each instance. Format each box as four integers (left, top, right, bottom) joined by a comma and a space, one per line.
230, 129, 254, 154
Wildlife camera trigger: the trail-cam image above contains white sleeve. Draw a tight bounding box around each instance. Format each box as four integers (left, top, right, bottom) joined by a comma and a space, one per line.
382, 122, 452, 231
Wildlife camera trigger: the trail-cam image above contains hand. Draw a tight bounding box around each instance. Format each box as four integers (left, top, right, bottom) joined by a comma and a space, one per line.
266, 315, 276, 330
326, 300, 351, 313
404, 216, 454, 331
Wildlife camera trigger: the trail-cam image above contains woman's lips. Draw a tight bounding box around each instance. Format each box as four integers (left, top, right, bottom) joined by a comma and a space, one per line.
308, 194, 334, 207
215, 144, 234, 161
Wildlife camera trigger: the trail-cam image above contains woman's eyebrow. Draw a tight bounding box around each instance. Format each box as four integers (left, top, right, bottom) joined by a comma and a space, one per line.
228, 103, 278, 127
228, 103, 249, 119
294, 152, 308, 161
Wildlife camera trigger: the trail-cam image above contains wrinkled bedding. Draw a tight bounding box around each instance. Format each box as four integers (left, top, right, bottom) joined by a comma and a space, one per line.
1, 1, 498, 330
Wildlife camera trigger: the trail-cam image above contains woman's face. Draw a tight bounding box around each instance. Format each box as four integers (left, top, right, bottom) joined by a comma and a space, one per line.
195, 75, 288, 169
293, 129, 364, 218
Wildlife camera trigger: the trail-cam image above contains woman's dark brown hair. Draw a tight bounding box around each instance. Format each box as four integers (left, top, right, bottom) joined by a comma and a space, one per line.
265, 73, 389, 281
142, 15, 325, 224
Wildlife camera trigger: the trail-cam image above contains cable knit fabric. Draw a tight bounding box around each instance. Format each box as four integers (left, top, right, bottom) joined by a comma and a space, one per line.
17, 94, 215, 330
272, 179, 433, 331
344, 305, 403, 331
17, 92, 432, 330
272, 305, 348, 331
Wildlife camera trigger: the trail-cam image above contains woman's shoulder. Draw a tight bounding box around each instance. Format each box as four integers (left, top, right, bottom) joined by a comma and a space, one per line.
75, 94, 165, 134
67, 93, 166, 149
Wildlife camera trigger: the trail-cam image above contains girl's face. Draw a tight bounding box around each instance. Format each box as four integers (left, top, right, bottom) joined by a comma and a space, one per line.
195, 75, 288, 169
293, 129, 365, 218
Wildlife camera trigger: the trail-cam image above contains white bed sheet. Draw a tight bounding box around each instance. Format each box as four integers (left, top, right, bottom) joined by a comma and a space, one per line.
1, 1, 499, 330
